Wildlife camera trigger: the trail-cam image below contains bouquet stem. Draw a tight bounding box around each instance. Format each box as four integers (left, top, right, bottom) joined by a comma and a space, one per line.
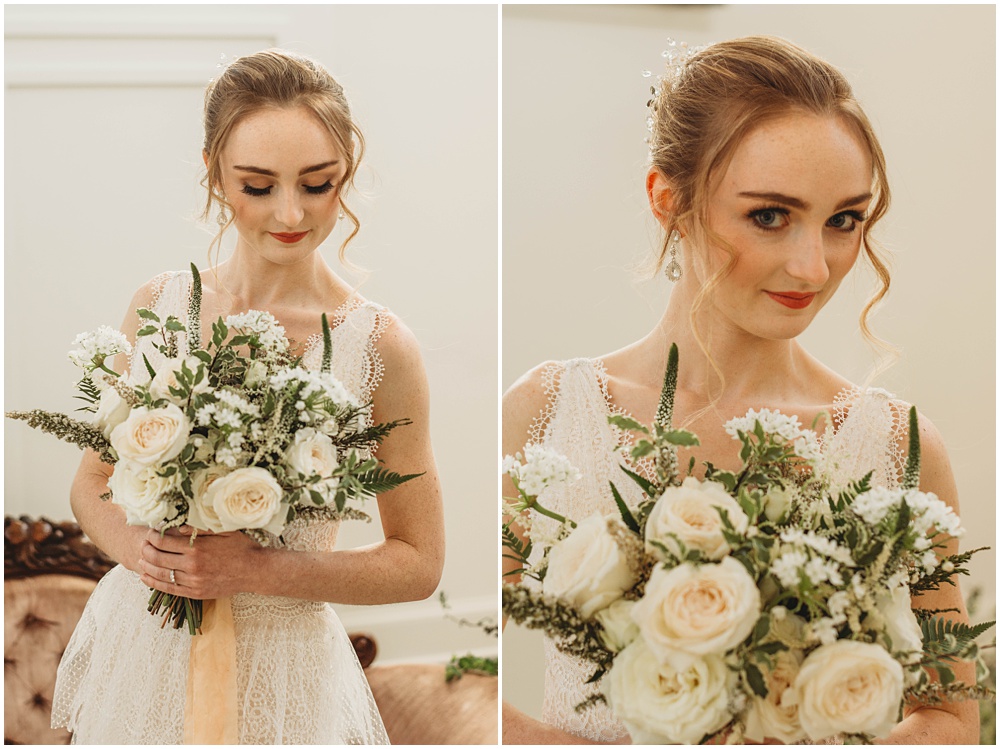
148, 589, 203, 635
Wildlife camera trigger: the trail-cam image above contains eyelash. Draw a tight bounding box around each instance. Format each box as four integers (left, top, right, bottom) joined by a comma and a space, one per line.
746, 207, 867, 233
241, 181, 336, 197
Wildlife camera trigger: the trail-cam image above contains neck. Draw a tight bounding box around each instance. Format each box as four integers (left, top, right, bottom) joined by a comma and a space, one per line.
206, 244, 345, 312
637, 277, 812, 406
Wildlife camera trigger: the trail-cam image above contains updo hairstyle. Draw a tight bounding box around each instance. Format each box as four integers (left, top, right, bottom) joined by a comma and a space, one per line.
650, 36, 892, 360
201, 49, 365, 265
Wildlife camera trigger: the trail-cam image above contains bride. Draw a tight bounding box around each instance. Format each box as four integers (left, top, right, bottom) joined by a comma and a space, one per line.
502, 36, 978, 744
51, 49, 445, 744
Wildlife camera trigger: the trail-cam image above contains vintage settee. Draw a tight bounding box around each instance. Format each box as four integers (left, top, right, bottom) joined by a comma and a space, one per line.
4, 515, 497, 744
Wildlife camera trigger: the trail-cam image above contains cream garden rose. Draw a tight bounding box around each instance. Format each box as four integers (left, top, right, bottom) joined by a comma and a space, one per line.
108, 461, 179, 526
875, 584, 923, 655
542, 514, 636, 618
110, 405, 190, 467
203, 467, 286, 535
605, 638, 734, 744
744, 649, 807, 744
791, 639, 904, 740
185, 465, 233, 533
595, 599, 639, 652
645, 477, 749, 561
632, 557, 760, 661
149, 356, 208, 404
284, 428, 339, 478
94, 384, 131, 439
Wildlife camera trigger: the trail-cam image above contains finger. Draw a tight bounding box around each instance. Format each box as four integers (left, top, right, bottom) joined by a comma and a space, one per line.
141, 542, 190, 572
139, 570, 186, 597
147, 530, 198, 553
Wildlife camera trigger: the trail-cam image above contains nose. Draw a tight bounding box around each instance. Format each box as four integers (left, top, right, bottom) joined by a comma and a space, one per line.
786, 230, 830, 287
274, 189, 305, 228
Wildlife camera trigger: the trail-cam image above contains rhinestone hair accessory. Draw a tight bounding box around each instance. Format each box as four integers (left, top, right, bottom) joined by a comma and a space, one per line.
645, 38, 710, 139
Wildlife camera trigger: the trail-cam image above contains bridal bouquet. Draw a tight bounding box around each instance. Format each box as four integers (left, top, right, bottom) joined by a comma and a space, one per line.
503, 344, 993, 744
9, 265, 418, 635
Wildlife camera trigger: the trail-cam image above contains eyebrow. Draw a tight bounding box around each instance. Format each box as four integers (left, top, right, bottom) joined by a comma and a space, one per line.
233, 160, 341, 177
737, 191, 872, 211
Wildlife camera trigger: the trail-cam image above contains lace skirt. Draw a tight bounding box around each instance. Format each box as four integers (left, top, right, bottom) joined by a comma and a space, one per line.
51, 566, 388, 744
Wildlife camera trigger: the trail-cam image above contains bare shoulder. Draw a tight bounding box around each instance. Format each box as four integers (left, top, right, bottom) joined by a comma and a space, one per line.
907, 407, 959, 509
370, 310, 425, 381
503, 360, 562, 452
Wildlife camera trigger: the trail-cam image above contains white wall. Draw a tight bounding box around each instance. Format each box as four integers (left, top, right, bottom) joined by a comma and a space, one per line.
502, 4, 995, 718
4, 4, 498, 664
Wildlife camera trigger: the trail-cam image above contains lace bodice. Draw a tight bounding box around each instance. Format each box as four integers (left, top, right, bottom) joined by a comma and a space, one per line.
52, 270, 392, 744
530, 358, 909, 743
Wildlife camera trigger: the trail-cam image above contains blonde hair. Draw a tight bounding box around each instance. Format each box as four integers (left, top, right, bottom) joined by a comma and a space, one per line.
649, 36, 896, 388
201, 48, 366, 267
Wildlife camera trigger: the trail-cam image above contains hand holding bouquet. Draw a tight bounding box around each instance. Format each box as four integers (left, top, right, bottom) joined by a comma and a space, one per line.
9, 265, 419, 634
503, 344, 993, 743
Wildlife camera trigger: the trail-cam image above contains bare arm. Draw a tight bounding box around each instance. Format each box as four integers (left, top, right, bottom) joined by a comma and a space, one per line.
880, 411, 979, 745
500, 364, 621, 744
139, 316, 446, 605
70, 279, 162, 571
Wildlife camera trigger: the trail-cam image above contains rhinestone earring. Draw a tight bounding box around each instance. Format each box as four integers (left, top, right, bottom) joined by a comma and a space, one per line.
216, 206, 228, 227
664, 230, 682, 281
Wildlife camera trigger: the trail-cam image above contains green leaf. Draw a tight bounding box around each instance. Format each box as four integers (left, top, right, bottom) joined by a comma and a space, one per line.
136, 308, 161, 322
607, 414, 649, 434
745, 663, 768, 698
619, 465, 656, 498
164, 319, 185, 332
663, 429, 700, 447
609, 481, 640, 533
137, 325, 159, 337
356, 467, 424, 495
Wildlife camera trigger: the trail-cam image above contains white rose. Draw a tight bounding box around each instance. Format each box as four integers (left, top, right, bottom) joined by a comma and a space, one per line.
110, 405, 190, 467
762, 486, 793, 523
875, 584, 923, 655
791, 639, 904, 740
632, 557, 761, 662
107, 461, 178, 526
605, 638, 734, 744
284, 428, 339, 478
185, 465, 233, 533
203, 466, 286, 534
645, 477, 748, 561
595, 599, 639, 652
542, 514, 636, 618
149, 356, 208, 404
744, 650, 807, 744
94, 385, 132, 439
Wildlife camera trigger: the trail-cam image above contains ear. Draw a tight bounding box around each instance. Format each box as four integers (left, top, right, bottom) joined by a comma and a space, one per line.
646, 168, 678, 233
202, 149, 209, 168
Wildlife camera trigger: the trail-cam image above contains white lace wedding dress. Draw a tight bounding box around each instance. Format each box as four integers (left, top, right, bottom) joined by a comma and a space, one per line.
51, 270, 391, 744
528, 358, 909, 743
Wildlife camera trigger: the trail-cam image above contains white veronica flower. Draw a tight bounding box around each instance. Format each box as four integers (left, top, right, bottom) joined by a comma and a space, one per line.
68, 326, 132, 370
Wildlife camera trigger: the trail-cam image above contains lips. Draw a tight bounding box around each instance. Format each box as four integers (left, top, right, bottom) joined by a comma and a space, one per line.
269, 231, 309, 244
765, 291, 816, 310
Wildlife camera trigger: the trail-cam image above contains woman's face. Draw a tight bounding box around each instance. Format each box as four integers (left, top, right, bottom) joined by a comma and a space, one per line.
691, 113, 873, 341
217, 105, 348, 265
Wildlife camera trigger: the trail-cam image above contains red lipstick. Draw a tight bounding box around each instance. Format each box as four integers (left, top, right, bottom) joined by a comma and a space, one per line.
270, 231, 309, 244
765, 291, 816, 310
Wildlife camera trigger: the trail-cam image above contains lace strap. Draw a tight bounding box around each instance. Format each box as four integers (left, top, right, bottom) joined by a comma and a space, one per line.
825, 387, 909, 489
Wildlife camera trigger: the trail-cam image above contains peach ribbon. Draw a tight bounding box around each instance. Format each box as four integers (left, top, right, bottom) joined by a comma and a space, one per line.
183, 597, 238, 744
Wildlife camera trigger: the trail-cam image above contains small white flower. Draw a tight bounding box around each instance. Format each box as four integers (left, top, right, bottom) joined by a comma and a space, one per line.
505, 444, 581, 498
68, 326, 132, 370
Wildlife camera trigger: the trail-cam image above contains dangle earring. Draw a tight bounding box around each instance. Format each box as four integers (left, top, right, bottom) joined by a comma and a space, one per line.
338, 210, 346, 220
216, 197, 229, 228
664, 229, 682, 282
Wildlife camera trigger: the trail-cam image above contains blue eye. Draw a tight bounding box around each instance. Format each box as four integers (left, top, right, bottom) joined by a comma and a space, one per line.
827, 211, 865, 232
748, 207, 788, 231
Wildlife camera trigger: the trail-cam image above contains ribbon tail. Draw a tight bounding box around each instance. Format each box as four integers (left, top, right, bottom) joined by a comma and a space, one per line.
184, 597, 239, 744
